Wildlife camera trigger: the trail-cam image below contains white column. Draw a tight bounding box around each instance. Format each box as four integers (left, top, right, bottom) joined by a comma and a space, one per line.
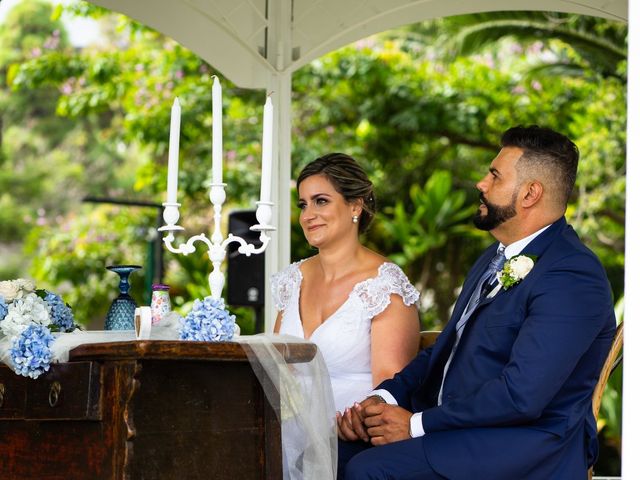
262, 71, 292, 334
261, 0, 293, 333
622, 0, 639, 477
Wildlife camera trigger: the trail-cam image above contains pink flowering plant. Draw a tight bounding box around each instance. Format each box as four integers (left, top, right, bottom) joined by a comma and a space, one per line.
0, 279, 78, 379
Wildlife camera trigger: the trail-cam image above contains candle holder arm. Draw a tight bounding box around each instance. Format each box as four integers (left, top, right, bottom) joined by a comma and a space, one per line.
222, 233, 271, 256
162, 233, 214, 255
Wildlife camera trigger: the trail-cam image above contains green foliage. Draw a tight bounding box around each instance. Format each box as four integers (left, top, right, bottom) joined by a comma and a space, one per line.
2, 4, 626, 299
0, 0, 69, 72
439, 12, 627, 78
600, 366, 622, 447
2, 3, 627, 317
381, 171, 475, 266
23, 205, 152, 326
2, 3, 267, 319
377, 171, 477, 328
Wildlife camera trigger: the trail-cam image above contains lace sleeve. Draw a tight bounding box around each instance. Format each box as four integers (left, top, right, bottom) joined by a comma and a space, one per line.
270, 262, 303, 311
355, 263, 419, 319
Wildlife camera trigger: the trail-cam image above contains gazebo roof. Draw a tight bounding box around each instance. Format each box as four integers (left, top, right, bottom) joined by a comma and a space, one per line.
88, 0, 628, 88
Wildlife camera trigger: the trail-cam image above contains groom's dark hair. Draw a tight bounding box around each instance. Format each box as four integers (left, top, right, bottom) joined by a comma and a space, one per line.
501, 125, 579, 207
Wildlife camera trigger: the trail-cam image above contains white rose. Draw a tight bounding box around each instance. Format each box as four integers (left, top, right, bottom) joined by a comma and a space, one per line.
0, 279, 36, 302
0, 280, 20, 302
510, 256, 535, 279
14, 278, 36, 293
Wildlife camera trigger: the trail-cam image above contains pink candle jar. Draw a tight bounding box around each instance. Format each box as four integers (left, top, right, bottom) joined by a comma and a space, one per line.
151, 284, 171, 325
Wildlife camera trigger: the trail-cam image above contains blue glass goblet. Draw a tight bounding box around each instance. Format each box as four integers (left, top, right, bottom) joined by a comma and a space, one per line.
104, 265, 142, 330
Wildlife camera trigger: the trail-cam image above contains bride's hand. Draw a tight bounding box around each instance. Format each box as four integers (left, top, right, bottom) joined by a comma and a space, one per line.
336, 396, 385, 442
336, 408, 364, 441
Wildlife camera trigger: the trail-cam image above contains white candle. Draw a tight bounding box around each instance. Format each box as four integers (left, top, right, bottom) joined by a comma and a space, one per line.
212, 76, 223, 184
259, 94, 273, 203
166, 97, 181, 204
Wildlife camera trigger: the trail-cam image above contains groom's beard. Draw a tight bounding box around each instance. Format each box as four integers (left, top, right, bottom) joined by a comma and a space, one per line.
473, 192, 517, 231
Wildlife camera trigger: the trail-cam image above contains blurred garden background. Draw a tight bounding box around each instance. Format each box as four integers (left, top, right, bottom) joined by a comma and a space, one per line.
0, 0, 626, 474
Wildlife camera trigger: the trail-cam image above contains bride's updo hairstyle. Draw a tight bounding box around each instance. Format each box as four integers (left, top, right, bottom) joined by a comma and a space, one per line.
296, 153, 376, 234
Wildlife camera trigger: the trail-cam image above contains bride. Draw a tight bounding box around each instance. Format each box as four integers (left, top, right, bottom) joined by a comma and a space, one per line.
271, 152, 420, 414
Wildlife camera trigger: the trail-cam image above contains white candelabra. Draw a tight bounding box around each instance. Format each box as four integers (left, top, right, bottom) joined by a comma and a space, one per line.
158, 77, 275, 299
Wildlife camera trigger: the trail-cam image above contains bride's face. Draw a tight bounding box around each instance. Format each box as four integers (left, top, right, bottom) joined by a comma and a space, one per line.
297, 174, 359, 249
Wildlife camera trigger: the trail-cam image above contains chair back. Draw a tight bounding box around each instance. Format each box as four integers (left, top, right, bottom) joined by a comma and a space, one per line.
419, 330, 440, 350
592, 321, 624, 421
589, 320, 623, 479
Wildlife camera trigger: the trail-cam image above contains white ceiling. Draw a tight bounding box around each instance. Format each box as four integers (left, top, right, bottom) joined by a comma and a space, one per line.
88, 0, 628, 88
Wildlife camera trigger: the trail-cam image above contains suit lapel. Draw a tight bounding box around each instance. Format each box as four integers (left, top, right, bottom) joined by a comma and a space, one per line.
449, 248, 497, 324
434, 218, 567, 354
418, 247, 499, 406
429, 247, 498, 365
477, 282, 503, 308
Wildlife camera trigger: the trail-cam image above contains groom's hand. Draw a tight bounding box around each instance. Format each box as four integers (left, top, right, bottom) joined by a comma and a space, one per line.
363, 403, 413, 445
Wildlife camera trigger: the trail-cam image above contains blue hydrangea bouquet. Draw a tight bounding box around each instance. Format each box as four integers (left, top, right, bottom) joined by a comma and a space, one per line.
0, 278, 78, 379
179, 296, 237, 341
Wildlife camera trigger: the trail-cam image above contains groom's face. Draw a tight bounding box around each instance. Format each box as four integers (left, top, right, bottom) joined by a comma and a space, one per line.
473, 191, 517, 231
474, 147, 523, 231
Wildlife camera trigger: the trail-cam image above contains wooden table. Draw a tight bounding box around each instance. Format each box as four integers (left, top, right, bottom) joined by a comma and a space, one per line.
0, 340, 316, 480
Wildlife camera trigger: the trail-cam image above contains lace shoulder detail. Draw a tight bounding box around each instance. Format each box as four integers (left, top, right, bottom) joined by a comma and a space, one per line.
270, 260, 304, 311
354, 263, 419, 319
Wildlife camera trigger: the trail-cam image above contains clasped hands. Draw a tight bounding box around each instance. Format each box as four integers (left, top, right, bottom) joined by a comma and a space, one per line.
336, 396, 413, 446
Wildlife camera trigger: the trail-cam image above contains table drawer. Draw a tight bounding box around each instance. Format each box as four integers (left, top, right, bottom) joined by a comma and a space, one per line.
0, 365, 27, 419
25, 361, 103, 421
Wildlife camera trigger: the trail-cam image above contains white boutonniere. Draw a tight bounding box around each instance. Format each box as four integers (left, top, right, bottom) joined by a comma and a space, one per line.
496, 254, 537, 290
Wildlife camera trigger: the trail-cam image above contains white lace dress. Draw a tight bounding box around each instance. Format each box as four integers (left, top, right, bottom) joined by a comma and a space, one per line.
271, 260, 419, 412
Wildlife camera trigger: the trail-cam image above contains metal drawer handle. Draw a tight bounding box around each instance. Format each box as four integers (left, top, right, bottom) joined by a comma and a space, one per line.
0, 383, 5, 408
49, 381, 61, 407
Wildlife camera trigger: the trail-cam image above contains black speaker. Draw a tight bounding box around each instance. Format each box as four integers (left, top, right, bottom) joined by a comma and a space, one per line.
227, 210, 265, 307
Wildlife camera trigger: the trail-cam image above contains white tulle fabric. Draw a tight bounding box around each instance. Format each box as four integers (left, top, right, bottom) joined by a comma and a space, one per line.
272, 260, 419, 412
240, 334, 337, 480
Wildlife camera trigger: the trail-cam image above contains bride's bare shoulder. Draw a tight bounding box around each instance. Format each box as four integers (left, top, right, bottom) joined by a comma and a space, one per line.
298, 255, 319, 276
361, 249, 390, 273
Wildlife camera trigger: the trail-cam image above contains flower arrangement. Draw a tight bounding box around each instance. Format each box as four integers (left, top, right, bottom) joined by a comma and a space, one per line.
0, 279, 78, 378
179, 296, 236, 342
497, 254, 537, 290
9, 324, 54, 378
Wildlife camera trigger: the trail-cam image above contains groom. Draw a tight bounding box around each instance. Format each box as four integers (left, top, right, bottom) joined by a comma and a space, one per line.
337, 126, 616, 479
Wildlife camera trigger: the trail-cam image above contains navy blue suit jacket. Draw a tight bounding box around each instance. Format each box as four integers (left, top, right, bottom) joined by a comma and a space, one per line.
378, 218, 616, 480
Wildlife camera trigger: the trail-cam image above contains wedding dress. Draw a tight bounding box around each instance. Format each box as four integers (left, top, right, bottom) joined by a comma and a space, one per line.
271, 260, 419, 412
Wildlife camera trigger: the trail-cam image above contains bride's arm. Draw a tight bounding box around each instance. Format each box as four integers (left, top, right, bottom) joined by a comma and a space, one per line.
273, 311, 283, 333
370, 296, 420, 387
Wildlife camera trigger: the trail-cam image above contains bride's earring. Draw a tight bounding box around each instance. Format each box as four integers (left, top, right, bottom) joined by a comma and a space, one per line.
352, 215, 359, 223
